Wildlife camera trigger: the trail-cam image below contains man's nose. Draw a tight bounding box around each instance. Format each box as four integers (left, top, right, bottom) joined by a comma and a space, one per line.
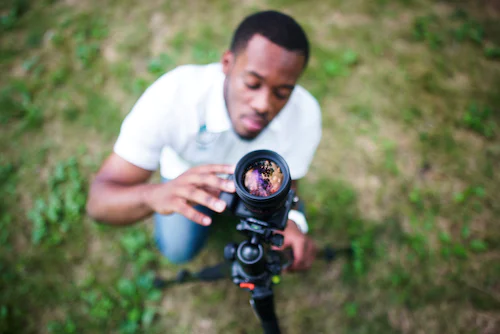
250, 90, 271, 115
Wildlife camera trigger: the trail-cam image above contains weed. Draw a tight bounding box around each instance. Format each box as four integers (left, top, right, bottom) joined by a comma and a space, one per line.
0, 0, 29, 31
21, 55, 40, 72
170, 31, 188, 51
412, 15, 444, 49
49, 13, 108, 69
62, 107, 80, 122
462, 102, 497, 138
75, 43, 101, 68
323, 49, 360, 78
402, 106, 422, 125
47, 319, 77, 333
0, 81, 43, 130
25, 30, 43, 48
119, 228, 157, 272
469, 239, 488, 253
453, 185, 485, 204
28, 157, 86, 246
412, 10, 494, 59
74, 270, 161, 333
344, 302, 358, 318
147, 53, 176, 77
132, 78, 151, 96
381, 140, 399, 176
348, 105, 373, 121
0, 162, 17, 248
484, 45, 500, 60
453, 20, 484, 45
50, 66, 72, 87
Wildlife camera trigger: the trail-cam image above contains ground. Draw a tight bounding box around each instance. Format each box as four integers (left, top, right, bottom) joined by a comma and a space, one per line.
0, 0, 499, 333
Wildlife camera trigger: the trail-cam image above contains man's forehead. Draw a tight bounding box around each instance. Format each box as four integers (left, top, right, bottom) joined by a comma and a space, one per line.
235, 34, 305, 81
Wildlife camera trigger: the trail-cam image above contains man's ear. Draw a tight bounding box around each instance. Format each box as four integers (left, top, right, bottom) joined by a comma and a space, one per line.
221, 50, 234, 75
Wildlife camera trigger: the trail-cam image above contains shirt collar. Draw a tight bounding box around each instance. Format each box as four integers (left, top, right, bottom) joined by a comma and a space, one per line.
268, 108, 284, 132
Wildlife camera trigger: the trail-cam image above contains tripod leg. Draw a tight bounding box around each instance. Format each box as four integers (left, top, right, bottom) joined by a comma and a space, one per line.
250, 287, 281, 334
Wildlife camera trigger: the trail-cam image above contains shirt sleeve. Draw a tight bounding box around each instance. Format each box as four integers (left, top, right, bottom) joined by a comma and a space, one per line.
113, 70, 180, 170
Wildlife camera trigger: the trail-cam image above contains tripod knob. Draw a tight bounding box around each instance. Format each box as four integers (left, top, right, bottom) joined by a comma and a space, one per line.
224, 242, 238, 261
271, 234, 284, 248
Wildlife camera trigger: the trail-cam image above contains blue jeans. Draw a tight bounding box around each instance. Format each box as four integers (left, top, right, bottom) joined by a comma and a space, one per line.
154, 178, 215, 264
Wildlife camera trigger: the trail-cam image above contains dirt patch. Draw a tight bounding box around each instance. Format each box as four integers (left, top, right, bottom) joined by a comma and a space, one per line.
356, 136, 378, 158
192, 318, 216, 334
388, 307, 412, 334
445, 72, 471, 91
149, 12, 173, 56
102, 40, 120, 63
326, 11, 372, 29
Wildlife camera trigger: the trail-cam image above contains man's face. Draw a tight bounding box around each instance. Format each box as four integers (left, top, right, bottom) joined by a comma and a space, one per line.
222, 34, 306, 140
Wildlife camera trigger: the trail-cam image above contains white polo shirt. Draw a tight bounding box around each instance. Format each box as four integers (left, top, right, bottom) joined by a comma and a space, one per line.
114, 63, 321, 180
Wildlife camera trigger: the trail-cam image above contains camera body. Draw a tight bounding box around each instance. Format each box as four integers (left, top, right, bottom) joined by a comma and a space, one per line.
219, 150, 295, 231
220, 180, 295, 231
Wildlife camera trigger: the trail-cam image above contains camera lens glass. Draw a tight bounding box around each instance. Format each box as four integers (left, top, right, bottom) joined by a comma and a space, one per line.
243, 159, 284, 197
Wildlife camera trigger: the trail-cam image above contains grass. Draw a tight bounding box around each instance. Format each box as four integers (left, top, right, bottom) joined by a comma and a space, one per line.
1, 0, 499, 333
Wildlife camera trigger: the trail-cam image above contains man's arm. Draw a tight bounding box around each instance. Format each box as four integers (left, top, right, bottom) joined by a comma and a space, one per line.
86, 153, 158, 225
86, 153, 236, 226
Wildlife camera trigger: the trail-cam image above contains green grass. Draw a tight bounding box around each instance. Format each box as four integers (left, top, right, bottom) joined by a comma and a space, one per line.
1, 0, 499, 333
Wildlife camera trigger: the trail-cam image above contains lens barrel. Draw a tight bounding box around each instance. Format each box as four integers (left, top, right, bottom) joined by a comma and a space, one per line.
234, 150, 291, 217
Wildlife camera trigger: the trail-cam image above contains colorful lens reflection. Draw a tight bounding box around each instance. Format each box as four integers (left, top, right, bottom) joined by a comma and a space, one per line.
243, 160, 283, 197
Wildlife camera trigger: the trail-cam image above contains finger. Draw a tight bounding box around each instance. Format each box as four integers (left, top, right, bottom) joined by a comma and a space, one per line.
202, 185, 222, 198
191, 164, 236, 175
304, 240, 317, 269
291, 242, 306, 271
185, 173, 235, 193
178, 186, 227, 213
176, 202, 212, 226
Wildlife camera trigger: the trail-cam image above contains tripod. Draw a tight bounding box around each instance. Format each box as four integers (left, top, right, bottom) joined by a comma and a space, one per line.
223, 217, 289, 334
153, 217, 352, 334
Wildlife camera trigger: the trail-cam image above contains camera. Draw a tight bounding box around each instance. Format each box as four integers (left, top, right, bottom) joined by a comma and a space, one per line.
219, 149, 296, 231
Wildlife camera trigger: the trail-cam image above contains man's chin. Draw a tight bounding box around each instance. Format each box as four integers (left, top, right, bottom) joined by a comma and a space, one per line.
233, 128, 261, 141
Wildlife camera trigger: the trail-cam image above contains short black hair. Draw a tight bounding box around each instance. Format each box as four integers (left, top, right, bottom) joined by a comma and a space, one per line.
230, 10, 310, 68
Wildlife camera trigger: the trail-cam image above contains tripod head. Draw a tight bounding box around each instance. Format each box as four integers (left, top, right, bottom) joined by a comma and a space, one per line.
223, 187, 296, 283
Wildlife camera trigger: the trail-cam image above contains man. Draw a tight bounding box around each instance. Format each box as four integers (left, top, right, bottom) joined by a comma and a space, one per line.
86, 10, 322, 271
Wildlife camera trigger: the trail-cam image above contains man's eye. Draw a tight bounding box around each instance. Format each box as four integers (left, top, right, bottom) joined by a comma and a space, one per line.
275, 91, 290, 100
245, 82, 260, 89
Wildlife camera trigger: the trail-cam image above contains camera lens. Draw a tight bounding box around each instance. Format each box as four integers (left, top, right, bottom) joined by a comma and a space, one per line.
243, 160, 284, 197
234, 150, 291, 218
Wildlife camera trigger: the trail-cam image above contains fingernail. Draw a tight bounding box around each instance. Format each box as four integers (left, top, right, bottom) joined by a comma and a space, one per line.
203, 217, 211, 225
215, 201, 226, 212
226, 182, 235, 192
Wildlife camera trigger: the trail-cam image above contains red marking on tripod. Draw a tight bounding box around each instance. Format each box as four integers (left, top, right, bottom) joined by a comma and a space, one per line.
239, 282, 255, 290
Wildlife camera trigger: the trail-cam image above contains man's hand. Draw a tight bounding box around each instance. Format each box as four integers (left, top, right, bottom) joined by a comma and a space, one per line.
273, 219, 317, 271
143, 164, 236, 226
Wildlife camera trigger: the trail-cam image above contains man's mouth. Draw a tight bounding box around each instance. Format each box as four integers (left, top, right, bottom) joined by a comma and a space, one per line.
241, 115, 266, 132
